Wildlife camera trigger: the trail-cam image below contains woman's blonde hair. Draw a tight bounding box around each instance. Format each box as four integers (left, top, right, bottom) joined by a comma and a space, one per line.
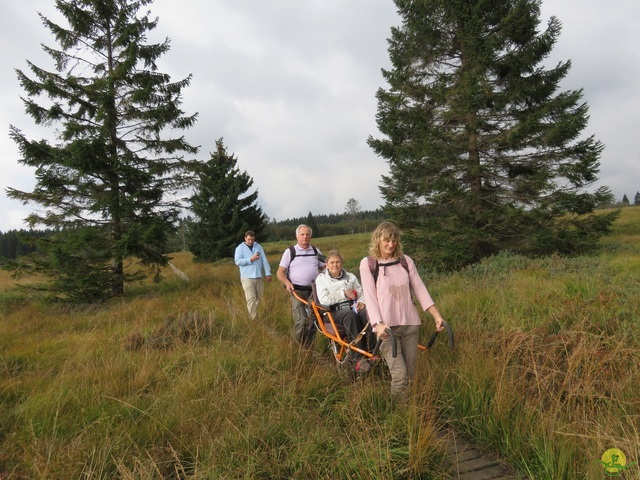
368, 221, 403, 260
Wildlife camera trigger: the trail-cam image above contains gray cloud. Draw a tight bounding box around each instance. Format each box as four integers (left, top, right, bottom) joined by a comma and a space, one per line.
1, 0, 638, 231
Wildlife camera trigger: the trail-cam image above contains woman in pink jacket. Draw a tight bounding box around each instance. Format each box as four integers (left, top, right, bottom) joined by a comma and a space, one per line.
359, 221, 445, 401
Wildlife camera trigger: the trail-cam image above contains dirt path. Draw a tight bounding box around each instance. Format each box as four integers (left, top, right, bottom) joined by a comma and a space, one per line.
440, 431, 528, 480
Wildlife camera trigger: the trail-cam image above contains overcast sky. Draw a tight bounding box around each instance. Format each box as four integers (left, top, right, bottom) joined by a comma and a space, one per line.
1, 0, 638, 232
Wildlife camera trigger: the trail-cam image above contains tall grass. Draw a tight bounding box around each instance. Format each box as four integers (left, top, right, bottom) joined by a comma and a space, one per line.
1, 247, 447, 478
1, 208, 639, 478
424, 207, 640, 478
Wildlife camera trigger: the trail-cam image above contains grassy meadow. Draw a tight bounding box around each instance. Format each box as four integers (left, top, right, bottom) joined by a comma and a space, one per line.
1, 208, 639, 479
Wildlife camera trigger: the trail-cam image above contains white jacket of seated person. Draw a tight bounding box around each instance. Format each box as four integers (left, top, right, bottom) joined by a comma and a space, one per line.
315, 269, 365, 307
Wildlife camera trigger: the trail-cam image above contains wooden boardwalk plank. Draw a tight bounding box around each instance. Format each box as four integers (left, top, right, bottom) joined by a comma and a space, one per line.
439, 431, 528, 480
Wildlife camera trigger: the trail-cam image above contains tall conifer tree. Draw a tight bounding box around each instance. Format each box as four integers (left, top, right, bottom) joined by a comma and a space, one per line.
369, 0, 617, 269
7, 0, 198, 298
188, 139, 267, 262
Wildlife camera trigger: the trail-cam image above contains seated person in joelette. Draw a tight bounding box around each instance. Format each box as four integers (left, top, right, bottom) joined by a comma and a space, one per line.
315, 250, 373, 351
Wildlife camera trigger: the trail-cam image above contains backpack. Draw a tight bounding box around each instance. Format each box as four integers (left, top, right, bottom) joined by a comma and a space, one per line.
288, 245, 320, 263
367, 255, 409, 285
286, 245, 323, 289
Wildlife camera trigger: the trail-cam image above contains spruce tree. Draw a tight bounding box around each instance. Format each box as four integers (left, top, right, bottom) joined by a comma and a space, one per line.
635, 192, 640, 206
188, 139, 267, 262
369, 0, 617, 269
7, 0, 198, 298
306, 212, 321, 238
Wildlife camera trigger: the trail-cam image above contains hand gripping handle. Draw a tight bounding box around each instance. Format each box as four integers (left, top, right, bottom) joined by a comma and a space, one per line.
426, 320, 454, 350
372, 327, 397, 358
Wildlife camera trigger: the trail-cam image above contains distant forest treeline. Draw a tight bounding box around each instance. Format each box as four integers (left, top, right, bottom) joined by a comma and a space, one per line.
265, 208, 387, 241
0, 209, 387, 260
0, 229, 52, 261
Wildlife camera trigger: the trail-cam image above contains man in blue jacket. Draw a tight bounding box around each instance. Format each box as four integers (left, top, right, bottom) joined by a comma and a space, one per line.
234, 230, 271, 320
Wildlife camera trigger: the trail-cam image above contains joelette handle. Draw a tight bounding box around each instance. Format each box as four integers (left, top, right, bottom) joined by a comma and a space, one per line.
426, 320, 454, 350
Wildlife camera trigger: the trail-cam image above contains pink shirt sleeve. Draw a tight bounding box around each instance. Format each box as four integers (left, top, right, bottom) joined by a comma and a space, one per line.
405, 256, 435, 311
359, 257, 382, 325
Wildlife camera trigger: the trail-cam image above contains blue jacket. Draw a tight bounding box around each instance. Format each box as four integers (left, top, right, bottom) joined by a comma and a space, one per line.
234, 242, 271, 279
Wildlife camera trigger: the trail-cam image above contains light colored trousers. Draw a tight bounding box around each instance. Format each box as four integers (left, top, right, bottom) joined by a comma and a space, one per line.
240, 277, 265, 320
379, 324, 420, 397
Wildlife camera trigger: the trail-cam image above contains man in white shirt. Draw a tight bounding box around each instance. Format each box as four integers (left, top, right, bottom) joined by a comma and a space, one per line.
276, 224, 324, 347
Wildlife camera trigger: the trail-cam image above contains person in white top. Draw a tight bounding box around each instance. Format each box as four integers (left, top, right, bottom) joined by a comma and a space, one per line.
359, 221, 445, 401
315, 250, 373, 352
276, 224, 325, 347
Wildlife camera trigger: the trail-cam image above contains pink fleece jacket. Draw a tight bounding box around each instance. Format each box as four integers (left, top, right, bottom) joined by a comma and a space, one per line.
359, 254, 434, 327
